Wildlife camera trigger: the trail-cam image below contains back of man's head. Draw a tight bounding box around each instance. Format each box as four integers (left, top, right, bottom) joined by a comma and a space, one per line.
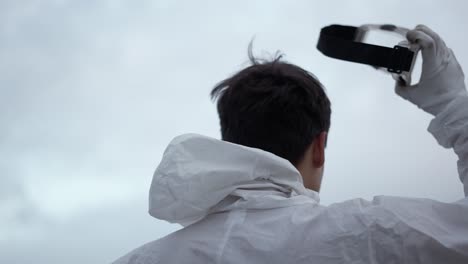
211, 50, 331, 167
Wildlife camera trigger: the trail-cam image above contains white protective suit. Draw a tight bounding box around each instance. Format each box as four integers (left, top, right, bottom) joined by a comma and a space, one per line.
113, 101, 468, 263
113, 26, 468, 263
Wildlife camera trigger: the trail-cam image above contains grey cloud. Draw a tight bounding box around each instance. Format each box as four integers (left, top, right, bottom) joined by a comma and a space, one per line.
1, 0, 468, 263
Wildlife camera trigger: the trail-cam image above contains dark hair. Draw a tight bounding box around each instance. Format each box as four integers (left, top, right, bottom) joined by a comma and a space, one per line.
210, 47, 331, 166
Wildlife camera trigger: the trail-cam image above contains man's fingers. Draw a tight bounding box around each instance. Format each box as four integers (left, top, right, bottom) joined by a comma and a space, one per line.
415, 25, 445, 46
395, 80, 418, 99
406, 29, 437, 65
416, 24, 449, 57
406, 30, 434, 49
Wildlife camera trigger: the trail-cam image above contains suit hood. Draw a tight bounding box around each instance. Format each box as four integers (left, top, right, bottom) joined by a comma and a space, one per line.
149, 134, 319, 226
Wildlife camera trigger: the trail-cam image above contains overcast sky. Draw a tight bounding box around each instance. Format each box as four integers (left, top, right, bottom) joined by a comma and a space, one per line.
1, 1, 468, 263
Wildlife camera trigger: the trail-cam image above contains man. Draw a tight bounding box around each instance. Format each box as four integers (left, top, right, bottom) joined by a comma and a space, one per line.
113, 25, 468, 263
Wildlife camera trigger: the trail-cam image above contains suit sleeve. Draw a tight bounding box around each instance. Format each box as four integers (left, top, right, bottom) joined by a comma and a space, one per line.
427, 95, 468, 196
328, 96, 468, 262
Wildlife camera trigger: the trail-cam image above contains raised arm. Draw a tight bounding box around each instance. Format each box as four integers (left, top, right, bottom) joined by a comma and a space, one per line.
395, 25, 468, 196
326, 26, 468, 263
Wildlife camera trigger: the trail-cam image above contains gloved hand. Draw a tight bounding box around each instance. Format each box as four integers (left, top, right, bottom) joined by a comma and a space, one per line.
395, 25, 468, 116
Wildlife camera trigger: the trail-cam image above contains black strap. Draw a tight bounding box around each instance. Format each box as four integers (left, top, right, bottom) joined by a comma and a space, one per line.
317, 25, 414, 73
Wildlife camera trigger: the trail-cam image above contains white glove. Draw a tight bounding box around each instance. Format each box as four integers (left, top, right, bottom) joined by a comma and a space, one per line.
395, 25, 468, 116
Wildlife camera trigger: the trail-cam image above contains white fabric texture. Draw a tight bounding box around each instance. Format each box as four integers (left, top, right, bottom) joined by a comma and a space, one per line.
395, 25, 468, 115
113, 97, 468, 263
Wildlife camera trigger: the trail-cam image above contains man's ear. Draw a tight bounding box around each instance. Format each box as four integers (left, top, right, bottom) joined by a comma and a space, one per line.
312, 131, 327, 168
